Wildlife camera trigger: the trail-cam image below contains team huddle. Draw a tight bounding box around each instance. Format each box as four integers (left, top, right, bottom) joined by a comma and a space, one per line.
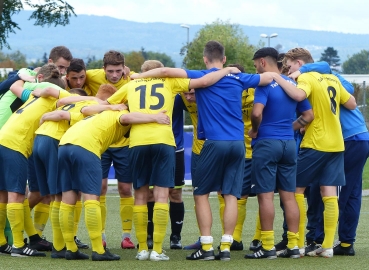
0, 41, 366, 262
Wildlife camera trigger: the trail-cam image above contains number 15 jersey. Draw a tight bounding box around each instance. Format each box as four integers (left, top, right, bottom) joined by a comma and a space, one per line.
297, 72, 351, 152
108, 77, 190, 148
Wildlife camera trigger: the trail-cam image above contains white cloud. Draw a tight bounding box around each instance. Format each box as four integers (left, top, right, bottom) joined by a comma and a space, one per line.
63, 0, 369, 34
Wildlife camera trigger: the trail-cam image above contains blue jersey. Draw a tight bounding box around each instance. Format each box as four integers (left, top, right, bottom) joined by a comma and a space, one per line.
253, 75, 311, 144
186, 68, 260, 140
172, 94, 185, 150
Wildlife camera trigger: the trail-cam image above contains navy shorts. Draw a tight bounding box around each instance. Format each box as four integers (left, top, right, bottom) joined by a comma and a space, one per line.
297, 148, 345, 187
193, 140, 245, 197
174, 149, 185, 188
242, 158, 252, 196
27, 153, 39, 192
33, 135, 59, 196
129, 144, 175, 190
58, 144, 102, 196
101, 146, 131, 183
251, 139, 296, 194
0, 145, 27, 194
191, 151, 200, 184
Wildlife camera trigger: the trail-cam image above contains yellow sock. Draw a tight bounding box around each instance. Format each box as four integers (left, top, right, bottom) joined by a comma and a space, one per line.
84, 200, 105, 254
51, 201, 65, 251
152, 202, 169, 254
322, 196, 338, 249
0, 203, 8, 245
73, 200, 82, 236
99, 195, 107, 235
341, 242, 351, 247
252, 211, 261, 240
201, 236, 213, 251
7, 203, 24, 248
261, 230, 274, 250
133, 205, 148, 252
218, 194, 225, 235
120, 197, 134, 235
49, 201, 53, 220
287, 231, 299, 249
59, 202, 77, 252
23, 199, 38, 237
295, 193, 306, 248
233, 198, 247, 242
220, 234, 233, 251
33, 202, 50, 236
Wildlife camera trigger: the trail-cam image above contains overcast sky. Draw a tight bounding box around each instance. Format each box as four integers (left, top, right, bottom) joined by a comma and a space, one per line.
61, 0, 369, 34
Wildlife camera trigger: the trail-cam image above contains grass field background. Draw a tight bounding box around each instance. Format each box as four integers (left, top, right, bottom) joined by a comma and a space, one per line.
1, 192, 369, 269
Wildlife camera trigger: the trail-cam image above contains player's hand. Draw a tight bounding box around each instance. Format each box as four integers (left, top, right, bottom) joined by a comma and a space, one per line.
130, 73, 139, 80
18, 73, 36, 82
227, 67, 241, 74
123, 65, 131, 80
288, 70, 301, 81
32, 88, 42, 97
111, 104, 127, 111
248, 129, 258, 138
155, 110, 170, 125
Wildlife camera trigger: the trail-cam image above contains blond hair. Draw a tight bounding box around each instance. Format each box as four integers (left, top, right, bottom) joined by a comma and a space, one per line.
284, 48, 314, 64
141, 60, 164, 72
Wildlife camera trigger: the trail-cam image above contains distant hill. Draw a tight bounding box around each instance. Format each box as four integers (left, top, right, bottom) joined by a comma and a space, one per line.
2, 11, 369, 67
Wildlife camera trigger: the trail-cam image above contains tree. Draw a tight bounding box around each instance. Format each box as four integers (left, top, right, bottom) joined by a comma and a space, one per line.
342, 50, 369, 74
319, 47, 340, 66
0, 0, 76, 49
124, 51, 145, 72
86, 56, 103, 70
181, 19, 257, 72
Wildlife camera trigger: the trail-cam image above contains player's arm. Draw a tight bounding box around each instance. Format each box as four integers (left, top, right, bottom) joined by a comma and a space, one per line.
57, 96, 100, 107
119, 110, 170, 125
249, 103, 264, 138
271, 72, 307, 101
293, 109, 314, 131
188, 66, 241, 89
130, 68, 188, 79
258, 72, 274, 86
1, 74, 21, 95
32, 87, 61, 99
342, 95, 356, 110
39, 110, 70, 126
10, 80, 26, 99
81, 103, 127, 116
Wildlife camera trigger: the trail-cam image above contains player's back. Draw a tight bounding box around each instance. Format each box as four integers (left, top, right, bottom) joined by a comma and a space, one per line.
298, 72, 349, 151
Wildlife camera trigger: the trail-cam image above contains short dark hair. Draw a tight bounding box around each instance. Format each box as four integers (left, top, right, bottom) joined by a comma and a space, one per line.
67, 58, 86, 73
227, 63, 245, 73
252, 47, 279, 61
49, 46, 73, 62
103, 50, 125, 67
69, 88, 87, 96
203, 41, 225, 63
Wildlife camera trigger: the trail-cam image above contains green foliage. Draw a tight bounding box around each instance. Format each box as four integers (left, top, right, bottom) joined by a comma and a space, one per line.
0, 0, 75, 49
124, 51, 145, 72
141, 47, 176, 67
342, 50, 369, 74
86, 56, 103, 70
0, 49, 28, 69
319, 47, 340, 66
181, 19, 257, 73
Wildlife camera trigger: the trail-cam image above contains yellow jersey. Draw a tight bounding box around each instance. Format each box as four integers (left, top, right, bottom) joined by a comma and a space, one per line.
35, 100, 98, 140
297, 72, 351, 152
59, 110, 131, 158
179, 93, 204, 155
107, 78, 190, 148
242, 88, 255, 159
0, 90, 71, 158
84, 69, 134, 96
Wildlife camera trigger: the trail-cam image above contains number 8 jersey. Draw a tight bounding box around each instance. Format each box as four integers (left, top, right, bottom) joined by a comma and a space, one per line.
296, 72, 351, 152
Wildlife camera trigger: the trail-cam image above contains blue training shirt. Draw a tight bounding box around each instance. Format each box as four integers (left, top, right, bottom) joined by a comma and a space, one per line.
252, 75, 311, 144
186, 68, 260, 141
172, 94, 185, 150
